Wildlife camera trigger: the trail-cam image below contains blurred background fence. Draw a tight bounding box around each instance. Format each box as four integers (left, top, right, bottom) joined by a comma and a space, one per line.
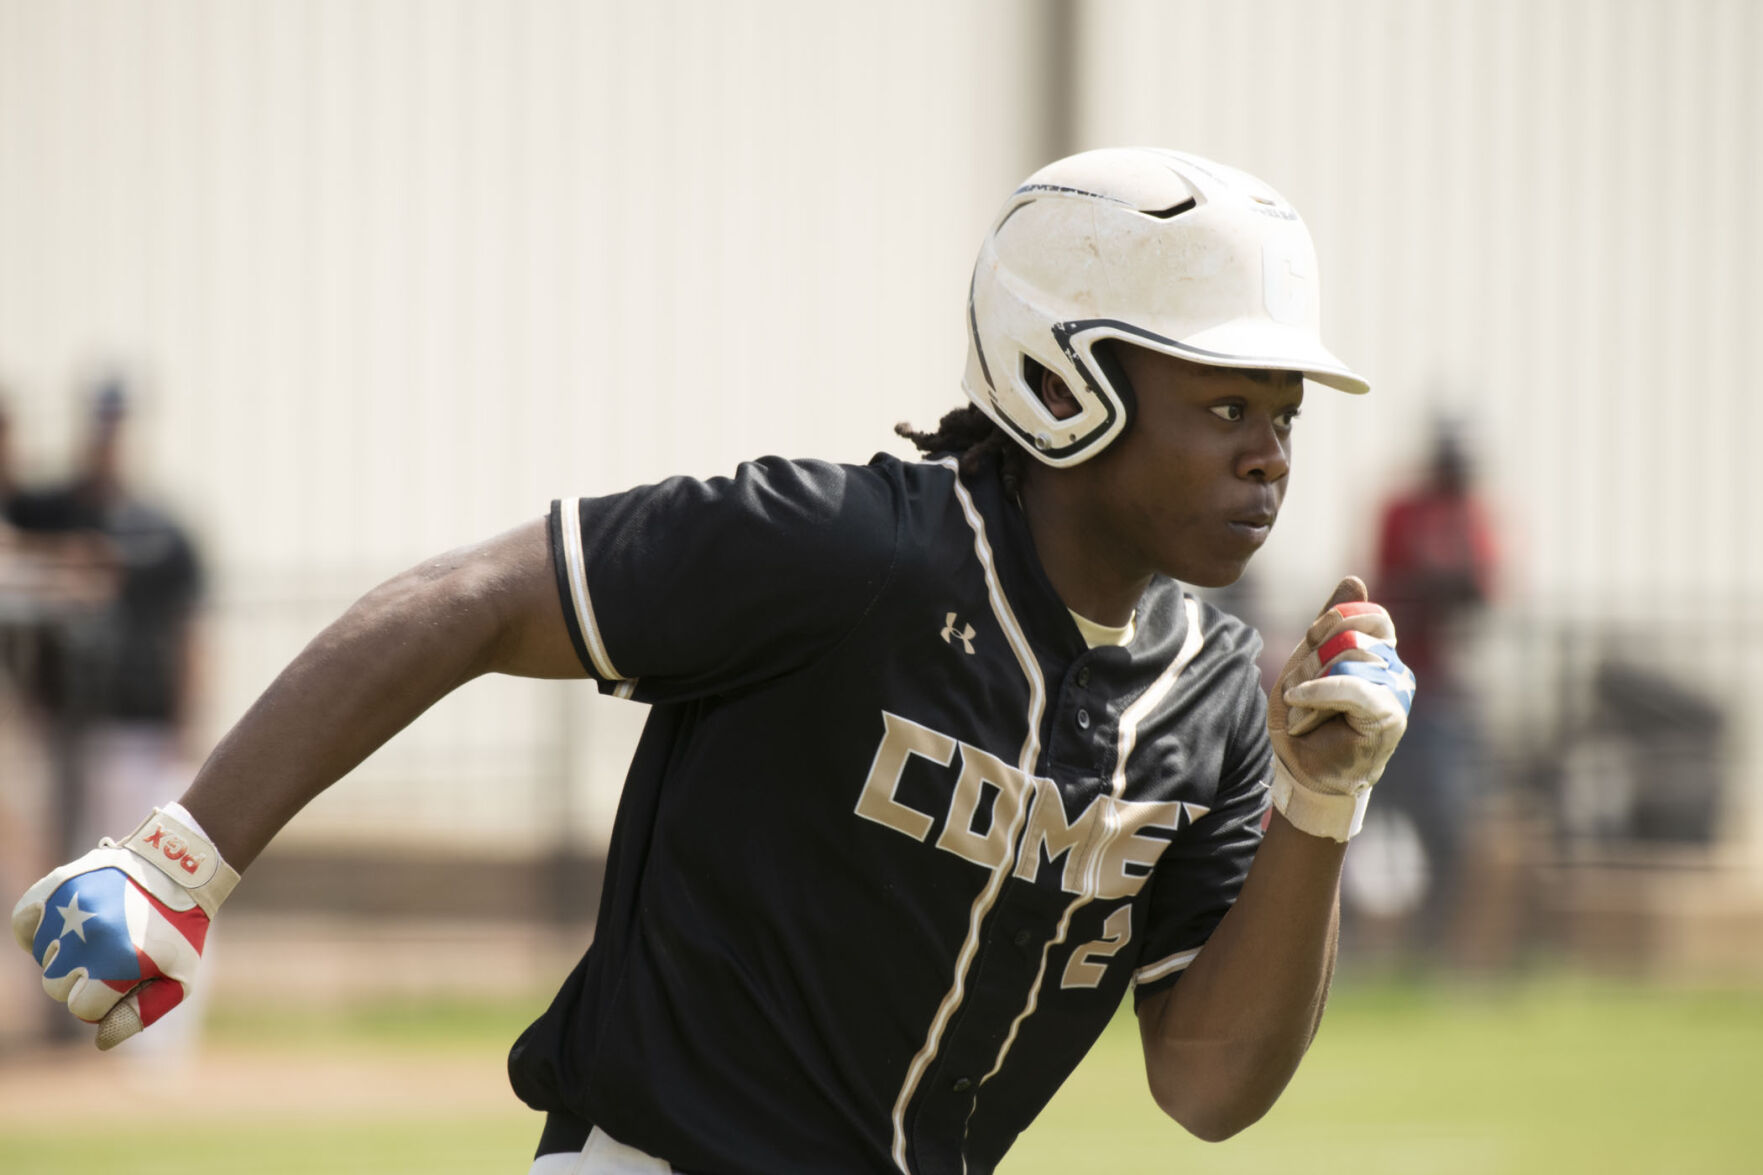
2, 0, 1761, 1046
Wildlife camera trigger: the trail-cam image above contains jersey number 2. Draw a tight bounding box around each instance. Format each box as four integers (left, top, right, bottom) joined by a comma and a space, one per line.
1061, 905, 1132, 990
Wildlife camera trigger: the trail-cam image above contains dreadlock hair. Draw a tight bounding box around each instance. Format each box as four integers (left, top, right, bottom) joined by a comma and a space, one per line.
895, 403, 1026, 499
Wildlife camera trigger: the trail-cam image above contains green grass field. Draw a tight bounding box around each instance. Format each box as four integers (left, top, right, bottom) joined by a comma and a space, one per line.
1015, 974, 1763, 1173
3, 974, 1760, 1173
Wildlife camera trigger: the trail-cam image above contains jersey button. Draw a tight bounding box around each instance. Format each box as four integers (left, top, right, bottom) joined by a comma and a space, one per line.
1077, 666, 1091, 687
952, 1076, 974, 1093
1013, 929, 1032, 948
1076, 708, 1091, 730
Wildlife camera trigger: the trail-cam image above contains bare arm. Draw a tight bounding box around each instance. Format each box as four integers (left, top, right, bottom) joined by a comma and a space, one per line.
179, 518, 582, 869
1135, 811, 1345, 1141
1137, 575, 1410, 1141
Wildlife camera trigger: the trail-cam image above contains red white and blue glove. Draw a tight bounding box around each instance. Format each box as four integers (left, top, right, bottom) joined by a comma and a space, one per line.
1266, 576, 1416, 842
11, 805, 238, 1050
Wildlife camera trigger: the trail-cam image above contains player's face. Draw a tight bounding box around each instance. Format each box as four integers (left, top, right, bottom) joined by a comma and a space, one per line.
1080, 347, 1303, 588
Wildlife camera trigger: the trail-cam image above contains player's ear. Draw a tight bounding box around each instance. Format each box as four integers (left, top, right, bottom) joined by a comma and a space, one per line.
1032, 360, 1081, 421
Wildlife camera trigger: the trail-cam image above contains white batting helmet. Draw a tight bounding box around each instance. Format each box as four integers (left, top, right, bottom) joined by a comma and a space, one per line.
963, 147, 1368, 467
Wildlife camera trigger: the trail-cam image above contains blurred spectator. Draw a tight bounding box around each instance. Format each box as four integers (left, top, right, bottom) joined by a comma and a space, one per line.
5, 379, 205, 843
1359, 419, 1500, 959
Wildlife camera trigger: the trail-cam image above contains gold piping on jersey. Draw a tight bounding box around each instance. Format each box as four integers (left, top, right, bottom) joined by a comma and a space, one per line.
1132, 944, 1204, 985
559, 497, 628, 682
887, 460, 1047, 1175
1109, 599, 1205, 801
971, 598, 1205, 1105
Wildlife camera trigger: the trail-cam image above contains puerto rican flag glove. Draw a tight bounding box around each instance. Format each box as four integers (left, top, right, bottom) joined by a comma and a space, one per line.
1265, 576, 1417, 842
11, 807, 239, 1050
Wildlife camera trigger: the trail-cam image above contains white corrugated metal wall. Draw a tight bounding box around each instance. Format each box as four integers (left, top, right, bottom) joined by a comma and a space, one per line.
1, 1, 1757, 863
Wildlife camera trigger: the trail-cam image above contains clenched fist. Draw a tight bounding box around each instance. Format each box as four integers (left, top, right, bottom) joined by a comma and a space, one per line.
1266, 576, 1416, 842
12, 806, 237, 1049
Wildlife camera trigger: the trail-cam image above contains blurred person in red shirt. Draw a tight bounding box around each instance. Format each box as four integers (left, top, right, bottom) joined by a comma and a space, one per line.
1375, 424, 1496, 692
1365, 420, 1498, 957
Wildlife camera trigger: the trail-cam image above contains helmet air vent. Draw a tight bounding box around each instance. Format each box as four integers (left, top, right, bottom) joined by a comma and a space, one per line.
1143, 198, 1197, 220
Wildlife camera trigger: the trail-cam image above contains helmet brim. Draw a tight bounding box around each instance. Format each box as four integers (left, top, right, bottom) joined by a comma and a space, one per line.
1128, 318, 1370, 395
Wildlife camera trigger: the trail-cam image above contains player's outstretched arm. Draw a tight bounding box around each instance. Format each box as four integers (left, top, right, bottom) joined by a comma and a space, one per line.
184, 517, 582, 869
1136, 576, 1413, 1141
12, 518, 582, 1046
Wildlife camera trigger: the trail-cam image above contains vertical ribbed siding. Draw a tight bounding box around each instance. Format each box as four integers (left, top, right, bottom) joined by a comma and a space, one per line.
0, 0, 1042, 565
0, 1, 1757, 853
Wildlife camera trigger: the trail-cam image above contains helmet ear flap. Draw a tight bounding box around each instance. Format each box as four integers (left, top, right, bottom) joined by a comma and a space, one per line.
1022, 344, 1136, 450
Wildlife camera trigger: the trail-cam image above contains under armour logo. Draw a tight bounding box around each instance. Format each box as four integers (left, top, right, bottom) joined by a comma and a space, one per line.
941, 613, 976, 654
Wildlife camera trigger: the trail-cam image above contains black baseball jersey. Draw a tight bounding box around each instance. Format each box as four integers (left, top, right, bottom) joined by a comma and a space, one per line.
509, 450, 1271, 1174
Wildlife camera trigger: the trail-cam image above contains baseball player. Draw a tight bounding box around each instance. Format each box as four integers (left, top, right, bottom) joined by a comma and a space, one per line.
13, 148, 1413, 1173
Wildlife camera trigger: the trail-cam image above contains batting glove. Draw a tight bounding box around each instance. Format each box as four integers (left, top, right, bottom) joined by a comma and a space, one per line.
11, 805, 238, 1050
1266, 576, 1416, 842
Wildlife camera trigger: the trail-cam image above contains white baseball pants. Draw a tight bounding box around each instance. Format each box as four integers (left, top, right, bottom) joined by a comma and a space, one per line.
528, 1127, 673, 1174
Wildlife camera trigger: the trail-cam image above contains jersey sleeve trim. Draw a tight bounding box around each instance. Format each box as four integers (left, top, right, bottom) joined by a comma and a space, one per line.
1132, 945, 1203, 986
548, 498, 629, 683
547, 500, 597, 676
558, 496, 628, 681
